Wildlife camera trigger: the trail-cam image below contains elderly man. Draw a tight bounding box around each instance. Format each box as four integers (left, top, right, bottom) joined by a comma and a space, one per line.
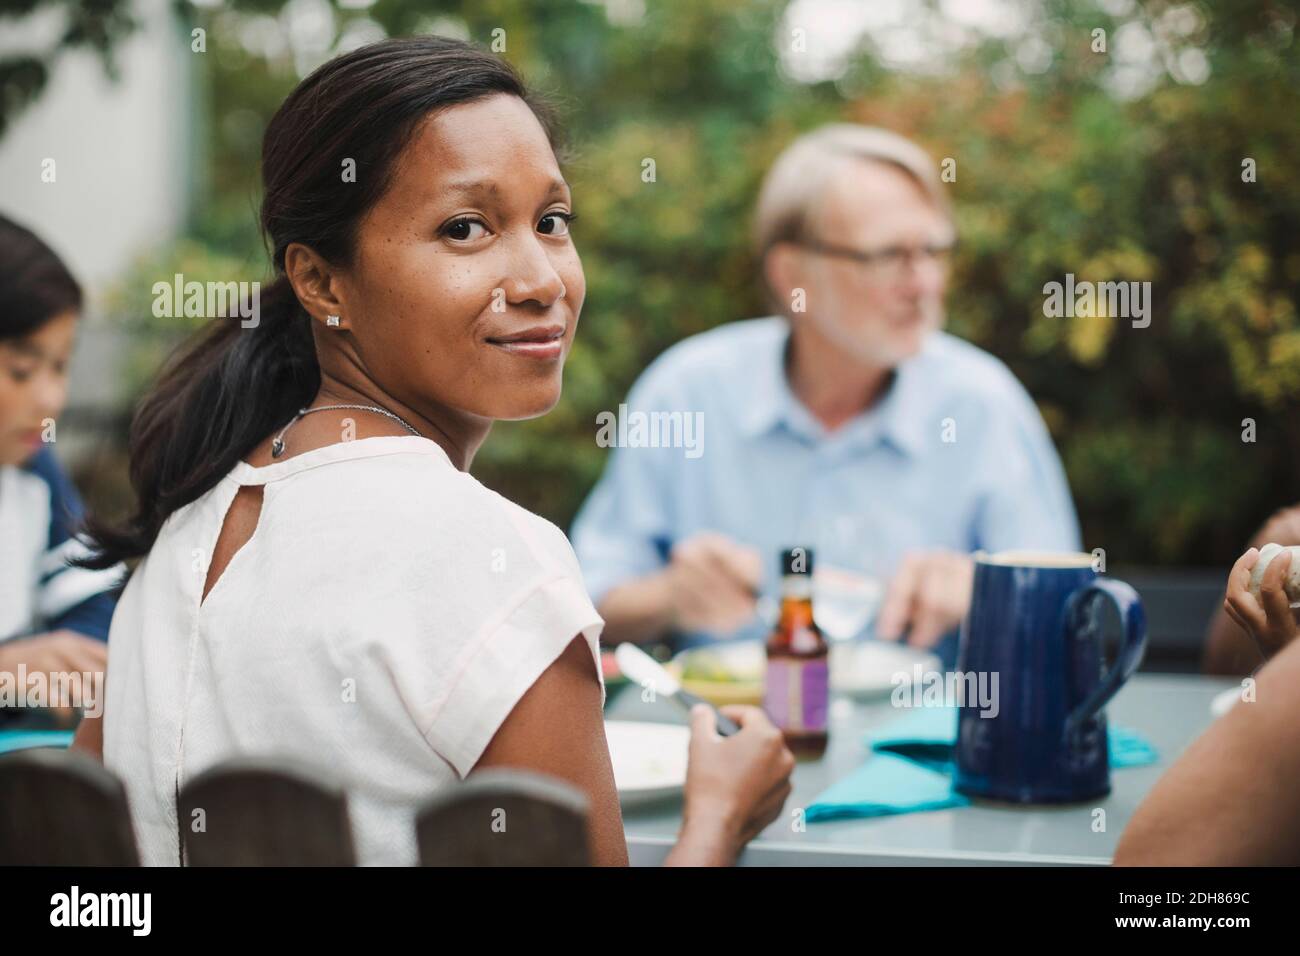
571, 124, 1079, 660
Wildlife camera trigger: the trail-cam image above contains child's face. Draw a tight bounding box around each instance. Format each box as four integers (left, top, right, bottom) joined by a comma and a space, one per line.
331, 93, 585, 424
0, 310, 77, 466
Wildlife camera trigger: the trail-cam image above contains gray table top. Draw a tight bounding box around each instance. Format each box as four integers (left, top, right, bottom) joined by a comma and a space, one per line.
608, 673, 1238, 866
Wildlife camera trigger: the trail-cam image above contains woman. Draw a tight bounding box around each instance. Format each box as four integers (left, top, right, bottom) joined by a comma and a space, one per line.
0, 214, 123, 718
72, 37, 793, 865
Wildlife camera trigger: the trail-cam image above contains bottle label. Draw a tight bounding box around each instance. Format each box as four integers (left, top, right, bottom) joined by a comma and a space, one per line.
763, 657, 829, 733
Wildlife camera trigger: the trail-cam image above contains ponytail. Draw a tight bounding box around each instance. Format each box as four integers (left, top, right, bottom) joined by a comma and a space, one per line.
76, 277, 318, 570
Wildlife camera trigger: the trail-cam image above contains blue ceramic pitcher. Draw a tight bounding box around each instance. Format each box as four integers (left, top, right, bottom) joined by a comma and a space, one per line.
953, 550, 1147, 803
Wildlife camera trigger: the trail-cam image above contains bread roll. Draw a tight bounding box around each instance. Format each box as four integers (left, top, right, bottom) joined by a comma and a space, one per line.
1248, 543, 1300, 604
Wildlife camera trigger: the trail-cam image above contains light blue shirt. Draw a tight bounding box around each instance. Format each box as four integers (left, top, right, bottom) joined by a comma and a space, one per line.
570, 317, 1080, 648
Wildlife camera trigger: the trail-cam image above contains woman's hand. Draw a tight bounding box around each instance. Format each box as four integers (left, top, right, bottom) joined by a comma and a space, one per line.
666, 704, 795, 866
1224, 547, 1299, 660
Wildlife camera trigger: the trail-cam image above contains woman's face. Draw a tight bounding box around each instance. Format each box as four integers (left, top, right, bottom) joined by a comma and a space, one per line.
336, 93, 585, 423
0, 311, 77, 466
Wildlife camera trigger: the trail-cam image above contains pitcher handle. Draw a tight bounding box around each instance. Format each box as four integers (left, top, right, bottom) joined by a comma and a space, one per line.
1063, 579, 1148, 743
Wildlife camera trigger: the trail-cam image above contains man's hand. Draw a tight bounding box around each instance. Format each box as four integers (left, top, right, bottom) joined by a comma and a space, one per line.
664, 532, 762, 635
877, 550, 975, 649
1224, 547, 1299, 660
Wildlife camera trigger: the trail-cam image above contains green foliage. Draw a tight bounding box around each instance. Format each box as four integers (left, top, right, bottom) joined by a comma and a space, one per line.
41, 0, 1300, 564
878, 1, 1300, 562
0, 0, 138, 137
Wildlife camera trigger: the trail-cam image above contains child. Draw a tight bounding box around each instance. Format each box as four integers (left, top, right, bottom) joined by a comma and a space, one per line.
0, 214, 125, 720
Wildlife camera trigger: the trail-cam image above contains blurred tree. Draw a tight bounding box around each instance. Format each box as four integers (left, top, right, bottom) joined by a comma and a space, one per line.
0, 0, 138, 137
842, 0, 1300, 562
21, 0, 1298, 565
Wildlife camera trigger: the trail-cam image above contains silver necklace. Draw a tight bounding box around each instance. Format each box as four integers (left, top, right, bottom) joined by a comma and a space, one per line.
270, 403, 423, 458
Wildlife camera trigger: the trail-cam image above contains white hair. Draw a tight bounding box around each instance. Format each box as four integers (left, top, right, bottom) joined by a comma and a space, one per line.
753, 124, 952, 257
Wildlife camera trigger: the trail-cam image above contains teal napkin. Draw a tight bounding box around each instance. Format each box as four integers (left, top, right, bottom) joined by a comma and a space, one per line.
805, 706, 1158, 823
0, 729, 75, 755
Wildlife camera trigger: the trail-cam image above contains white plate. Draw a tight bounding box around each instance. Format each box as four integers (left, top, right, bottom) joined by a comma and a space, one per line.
829, 640, 943, 699
605, 720, 690, 807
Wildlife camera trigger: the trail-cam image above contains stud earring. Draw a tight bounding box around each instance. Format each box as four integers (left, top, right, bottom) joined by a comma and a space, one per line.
326, 314, 340, 327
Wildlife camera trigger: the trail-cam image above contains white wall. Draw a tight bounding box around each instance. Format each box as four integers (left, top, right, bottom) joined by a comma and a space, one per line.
0, 0, 192, 418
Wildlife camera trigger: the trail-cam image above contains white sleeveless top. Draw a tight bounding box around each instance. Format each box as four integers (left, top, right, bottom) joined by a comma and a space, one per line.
103, 436, 605, 865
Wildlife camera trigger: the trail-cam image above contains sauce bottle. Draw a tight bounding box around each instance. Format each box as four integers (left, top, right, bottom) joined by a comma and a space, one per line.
762, 547, 829, 757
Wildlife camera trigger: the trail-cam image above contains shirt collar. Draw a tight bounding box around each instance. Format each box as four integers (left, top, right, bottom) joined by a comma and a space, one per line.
737, 323, 801, 438
738, 318, 928, 458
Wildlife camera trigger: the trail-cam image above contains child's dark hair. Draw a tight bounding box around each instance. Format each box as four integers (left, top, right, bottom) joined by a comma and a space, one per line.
0, 213, 84, 340
77, 36, 559, 570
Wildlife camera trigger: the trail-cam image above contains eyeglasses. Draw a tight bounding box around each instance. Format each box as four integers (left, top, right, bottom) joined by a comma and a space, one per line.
796, 237, 958, 280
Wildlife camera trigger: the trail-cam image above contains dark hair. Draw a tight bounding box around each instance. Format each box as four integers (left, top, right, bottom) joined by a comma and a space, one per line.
0, 213, 84, 340
77, 36, 559, 570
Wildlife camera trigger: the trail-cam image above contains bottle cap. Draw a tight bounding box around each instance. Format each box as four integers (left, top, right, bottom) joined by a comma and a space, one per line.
781, 547, 814, 576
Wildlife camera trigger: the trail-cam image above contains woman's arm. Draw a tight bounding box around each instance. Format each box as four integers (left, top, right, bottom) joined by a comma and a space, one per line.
473, 635, 795, 867
472, 635, 629, 865
1117, 578, 1300, 865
